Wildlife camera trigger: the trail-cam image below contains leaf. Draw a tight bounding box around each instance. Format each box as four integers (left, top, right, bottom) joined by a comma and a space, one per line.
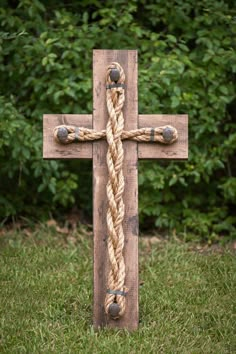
167, 34, 177, 44
169, 175, 178, 186
171, 96, 180, 108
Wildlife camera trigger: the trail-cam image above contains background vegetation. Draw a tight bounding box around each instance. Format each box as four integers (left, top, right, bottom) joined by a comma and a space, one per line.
0, 0, 236, 241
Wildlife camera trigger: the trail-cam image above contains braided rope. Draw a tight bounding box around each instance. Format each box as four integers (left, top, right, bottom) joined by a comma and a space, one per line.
103, 62, 127, 318
53, 125, 178, 144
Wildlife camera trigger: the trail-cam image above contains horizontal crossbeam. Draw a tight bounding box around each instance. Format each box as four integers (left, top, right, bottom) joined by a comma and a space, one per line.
43, 114, 188, 160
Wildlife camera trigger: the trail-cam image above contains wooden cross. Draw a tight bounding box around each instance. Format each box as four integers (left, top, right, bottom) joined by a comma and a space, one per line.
43, 50, 188, 331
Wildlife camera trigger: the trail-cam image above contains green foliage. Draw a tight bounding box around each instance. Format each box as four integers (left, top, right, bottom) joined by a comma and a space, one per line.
0, 0, 235, 240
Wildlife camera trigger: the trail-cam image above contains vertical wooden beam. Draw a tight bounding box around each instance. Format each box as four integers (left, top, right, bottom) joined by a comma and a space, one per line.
93, 50, 138, 330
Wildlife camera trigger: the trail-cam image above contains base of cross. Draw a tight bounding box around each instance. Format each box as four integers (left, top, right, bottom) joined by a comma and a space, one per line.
43, 50, 188, 330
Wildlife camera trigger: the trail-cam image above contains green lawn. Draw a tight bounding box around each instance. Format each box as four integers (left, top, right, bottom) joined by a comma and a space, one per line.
0, 226, 235, 353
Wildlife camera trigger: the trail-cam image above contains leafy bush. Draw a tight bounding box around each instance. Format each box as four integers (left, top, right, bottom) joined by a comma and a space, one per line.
0, 0, 235, 240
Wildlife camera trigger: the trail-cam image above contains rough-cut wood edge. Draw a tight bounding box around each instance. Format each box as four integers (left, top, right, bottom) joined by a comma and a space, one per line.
43, 114, 92, 159
43, 114, 188, 160
138, 114, 188, 160
93, 50, 139, 331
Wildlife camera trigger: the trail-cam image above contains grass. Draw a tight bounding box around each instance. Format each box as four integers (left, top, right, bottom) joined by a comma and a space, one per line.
0, 224, 235, 353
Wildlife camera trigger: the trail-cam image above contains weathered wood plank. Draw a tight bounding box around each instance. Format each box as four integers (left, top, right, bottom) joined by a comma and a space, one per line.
43, 114, 188, 160
43, 114, 92, 159
93, 49, 139, 330
138, 114, 188, 159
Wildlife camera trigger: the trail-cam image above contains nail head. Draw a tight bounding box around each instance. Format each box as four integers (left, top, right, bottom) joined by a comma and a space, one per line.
110, 68, 120, 82
163, 127, 174, 142
108, 303, 120, 319
57, 127, 68, 142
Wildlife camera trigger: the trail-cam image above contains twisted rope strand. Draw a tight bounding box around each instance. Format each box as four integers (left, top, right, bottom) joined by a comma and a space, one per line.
54, 125, 178, 144
104, 62, 126, 318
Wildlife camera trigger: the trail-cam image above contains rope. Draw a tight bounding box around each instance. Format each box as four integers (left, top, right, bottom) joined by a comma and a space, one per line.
53, 125, 178, 144
52, 63, 179, 320
104, 62, 127, 319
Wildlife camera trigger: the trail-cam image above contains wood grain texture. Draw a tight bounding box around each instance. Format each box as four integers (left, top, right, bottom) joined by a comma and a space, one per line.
43, 114, 188, 160
93, 50, 139, 330
138, 114, 188, 159
43, 114, 92, 159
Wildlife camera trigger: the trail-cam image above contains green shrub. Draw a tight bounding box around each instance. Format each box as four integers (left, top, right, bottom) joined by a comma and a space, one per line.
0, 0, 235, 240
